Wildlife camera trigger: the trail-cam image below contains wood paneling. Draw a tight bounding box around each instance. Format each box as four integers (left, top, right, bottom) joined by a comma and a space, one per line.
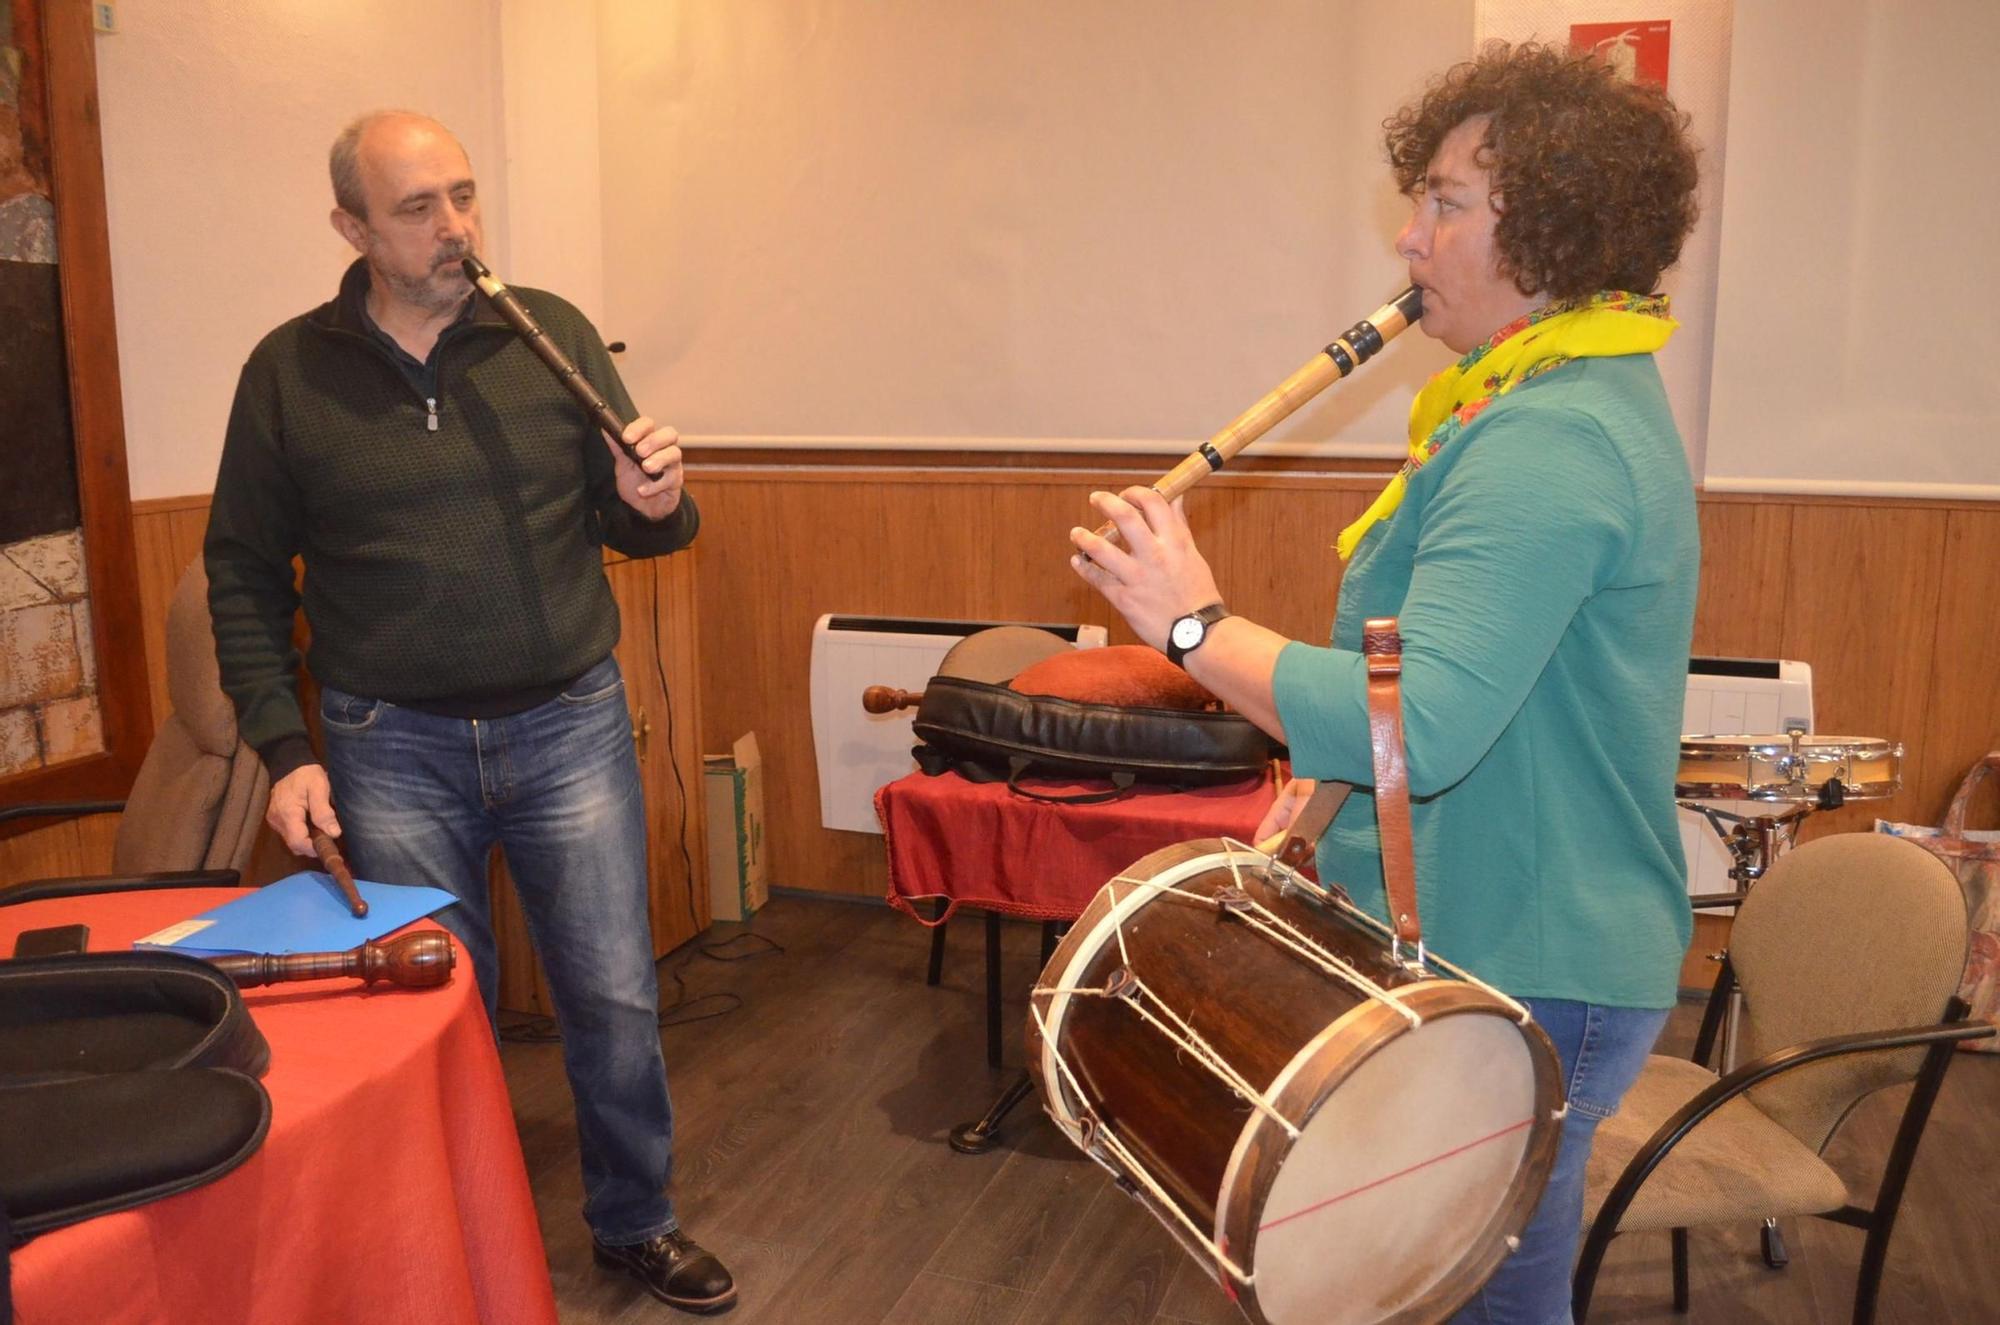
128, 497, 211, 728
1690, 497, 1792, 658
689, 465, 1996, 910
11, 480, 1992, 992
1780, 503, 1947, 837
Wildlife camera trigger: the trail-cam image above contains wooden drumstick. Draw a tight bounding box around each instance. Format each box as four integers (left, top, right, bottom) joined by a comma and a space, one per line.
862, 686, 923, 713
310, 829, 369, 919
1258, 782, 1354, 870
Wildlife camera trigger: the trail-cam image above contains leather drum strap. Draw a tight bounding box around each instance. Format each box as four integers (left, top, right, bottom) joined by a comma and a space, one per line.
1364, 617, 1421, 946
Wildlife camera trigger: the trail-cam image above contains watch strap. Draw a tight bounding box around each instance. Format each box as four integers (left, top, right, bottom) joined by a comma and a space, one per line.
1166, 601, 1230, 667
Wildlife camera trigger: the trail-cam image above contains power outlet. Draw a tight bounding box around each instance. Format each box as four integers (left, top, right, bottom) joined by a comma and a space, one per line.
92, 2, 116, 34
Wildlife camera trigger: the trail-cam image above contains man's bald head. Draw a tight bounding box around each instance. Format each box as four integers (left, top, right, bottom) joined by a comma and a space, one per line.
329, 110, 465, 220
327, 110, 484, 318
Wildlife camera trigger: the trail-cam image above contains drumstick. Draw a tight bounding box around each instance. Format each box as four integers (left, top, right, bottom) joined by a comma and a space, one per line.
310, 829, 369, 919
1256, 782, 1353, 868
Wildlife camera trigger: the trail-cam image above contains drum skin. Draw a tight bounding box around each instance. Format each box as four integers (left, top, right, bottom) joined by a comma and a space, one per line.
1027, 840, 1563, 1325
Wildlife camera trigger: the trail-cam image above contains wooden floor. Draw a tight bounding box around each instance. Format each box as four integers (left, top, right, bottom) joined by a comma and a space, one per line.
500, 895, 2000, 1324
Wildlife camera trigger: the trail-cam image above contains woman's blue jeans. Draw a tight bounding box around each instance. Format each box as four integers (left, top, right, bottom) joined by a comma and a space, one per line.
1447, 998, 1669, 1325
320, 654, 677, 1245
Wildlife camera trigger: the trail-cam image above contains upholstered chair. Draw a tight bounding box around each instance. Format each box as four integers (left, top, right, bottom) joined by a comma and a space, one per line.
1573, 832, 1989, 1324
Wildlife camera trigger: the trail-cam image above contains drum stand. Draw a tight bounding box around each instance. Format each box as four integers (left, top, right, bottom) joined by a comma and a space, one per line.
1681, 780, 1850, 1271
949, 1072, 1035, 1154
948, 920, 1068, 1155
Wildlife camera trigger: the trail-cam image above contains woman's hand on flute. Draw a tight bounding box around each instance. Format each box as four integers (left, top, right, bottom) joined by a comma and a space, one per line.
1070, 484, 1293, 744
607, 416, 685, 520
1068, 487, 1222, 651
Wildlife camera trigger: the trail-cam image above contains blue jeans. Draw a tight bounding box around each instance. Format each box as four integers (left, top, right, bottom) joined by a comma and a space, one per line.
319, 655, 677, 1244
1448, 999, 1669, 1325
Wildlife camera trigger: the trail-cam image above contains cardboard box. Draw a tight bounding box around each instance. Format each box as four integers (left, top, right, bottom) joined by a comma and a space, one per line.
704, 733, 767, 922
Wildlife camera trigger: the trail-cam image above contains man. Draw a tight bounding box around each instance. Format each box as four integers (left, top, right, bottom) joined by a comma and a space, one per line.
204, 110, 735, 1315
1071, 43, 1700, 1323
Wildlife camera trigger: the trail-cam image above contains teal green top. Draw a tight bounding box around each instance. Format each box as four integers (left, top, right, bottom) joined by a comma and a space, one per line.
1272, 353, 1698, 1008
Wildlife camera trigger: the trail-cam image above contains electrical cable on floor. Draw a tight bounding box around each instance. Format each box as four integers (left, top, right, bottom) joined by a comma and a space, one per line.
496, 555, 782, 1046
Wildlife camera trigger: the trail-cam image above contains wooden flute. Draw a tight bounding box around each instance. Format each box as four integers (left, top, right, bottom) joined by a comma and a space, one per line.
1089, 286, 1423, 543
460, 255, 649, 470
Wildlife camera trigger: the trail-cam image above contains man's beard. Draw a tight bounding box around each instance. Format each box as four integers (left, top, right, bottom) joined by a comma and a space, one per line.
377, 241, 474, 315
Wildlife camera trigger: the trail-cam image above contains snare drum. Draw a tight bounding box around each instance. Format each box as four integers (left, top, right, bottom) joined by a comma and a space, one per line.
1676, 734, 1903, 803
1028, 840, 1562, 1325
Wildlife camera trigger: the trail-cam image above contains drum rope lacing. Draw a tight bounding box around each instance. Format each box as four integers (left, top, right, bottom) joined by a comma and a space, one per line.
1027, 998, 1260, 1287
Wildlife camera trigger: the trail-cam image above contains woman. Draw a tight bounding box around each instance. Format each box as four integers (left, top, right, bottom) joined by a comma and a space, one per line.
1069, 42, 1701, 1324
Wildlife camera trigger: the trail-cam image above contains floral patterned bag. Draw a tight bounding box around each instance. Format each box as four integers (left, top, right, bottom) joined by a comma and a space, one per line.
1878, 752, 2000, 1051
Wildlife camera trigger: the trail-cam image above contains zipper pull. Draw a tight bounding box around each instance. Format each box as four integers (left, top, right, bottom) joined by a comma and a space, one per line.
426, 398, 439, 432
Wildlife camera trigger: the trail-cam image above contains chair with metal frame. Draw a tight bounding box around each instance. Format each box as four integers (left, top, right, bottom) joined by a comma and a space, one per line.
1573, 831, 1990, 1325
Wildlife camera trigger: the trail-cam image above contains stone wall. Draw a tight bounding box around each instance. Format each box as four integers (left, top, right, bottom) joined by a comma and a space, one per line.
0, 529, 102, 776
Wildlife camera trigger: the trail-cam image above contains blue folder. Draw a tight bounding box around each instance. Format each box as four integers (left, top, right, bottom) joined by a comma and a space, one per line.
134, 872, 458, 956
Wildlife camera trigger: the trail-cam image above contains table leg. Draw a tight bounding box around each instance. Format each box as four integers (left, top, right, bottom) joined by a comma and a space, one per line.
985, 909, 1003, 1068
926, 897, 948, 986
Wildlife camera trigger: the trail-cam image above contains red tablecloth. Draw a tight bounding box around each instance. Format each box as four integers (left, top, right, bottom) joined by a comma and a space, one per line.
876, 769, 1281, 922
1, 889, 557, 1325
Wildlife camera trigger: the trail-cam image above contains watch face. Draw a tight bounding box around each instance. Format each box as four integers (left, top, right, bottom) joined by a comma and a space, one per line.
1170, 616, 1205, 649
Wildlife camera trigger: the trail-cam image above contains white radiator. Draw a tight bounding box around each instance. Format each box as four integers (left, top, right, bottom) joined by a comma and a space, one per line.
1678, 658, 1814, 897
808, 614, 1110, 833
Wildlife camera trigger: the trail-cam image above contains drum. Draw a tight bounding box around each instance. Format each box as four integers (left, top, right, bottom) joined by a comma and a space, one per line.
1027, 839, 1563, 1325
1676, 734, 1903, 803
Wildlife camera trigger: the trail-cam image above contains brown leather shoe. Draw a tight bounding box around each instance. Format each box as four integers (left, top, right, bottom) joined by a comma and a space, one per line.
593, 1229, 738, 1314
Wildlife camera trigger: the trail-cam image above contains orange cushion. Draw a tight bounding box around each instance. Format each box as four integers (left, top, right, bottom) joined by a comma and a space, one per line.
1008, 645, 1225, 711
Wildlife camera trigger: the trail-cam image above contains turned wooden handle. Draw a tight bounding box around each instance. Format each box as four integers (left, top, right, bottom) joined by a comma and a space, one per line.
862, 686, 923, 713
207, 932, 456, 989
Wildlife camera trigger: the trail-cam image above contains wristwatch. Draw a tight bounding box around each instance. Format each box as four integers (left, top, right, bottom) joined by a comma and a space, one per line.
1166, 602, 1231, 668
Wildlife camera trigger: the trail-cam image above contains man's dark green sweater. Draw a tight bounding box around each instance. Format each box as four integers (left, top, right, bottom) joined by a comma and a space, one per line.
204, 260, 697, 781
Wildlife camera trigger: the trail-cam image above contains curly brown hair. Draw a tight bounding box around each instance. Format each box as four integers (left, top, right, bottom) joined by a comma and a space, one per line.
1384, 42, 1699, 302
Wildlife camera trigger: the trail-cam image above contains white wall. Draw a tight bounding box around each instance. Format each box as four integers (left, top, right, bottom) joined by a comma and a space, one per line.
498, 0, 604, 323
95, 0, 508, 500
1702, 0, 2000, 498
595, 0, 1476, 458
1475, 1, 1735, 472
99, 2, 1993, 501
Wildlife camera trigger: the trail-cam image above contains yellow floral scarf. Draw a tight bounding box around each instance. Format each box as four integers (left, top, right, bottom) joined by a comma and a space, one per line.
1335, 291, 1676, 560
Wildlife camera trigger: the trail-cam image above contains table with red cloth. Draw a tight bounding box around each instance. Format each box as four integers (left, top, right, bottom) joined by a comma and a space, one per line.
877, 767, 1282, 924
0, 888, 557, 1325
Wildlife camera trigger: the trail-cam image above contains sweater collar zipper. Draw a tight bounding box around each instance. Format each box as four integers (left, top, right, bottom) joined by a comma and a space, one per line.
316, 319, 502, 431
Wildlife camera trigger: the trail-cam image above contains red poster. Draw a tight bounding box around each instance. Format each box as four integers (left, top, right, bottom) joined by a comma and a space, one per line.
1569, 20, 1672, 88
